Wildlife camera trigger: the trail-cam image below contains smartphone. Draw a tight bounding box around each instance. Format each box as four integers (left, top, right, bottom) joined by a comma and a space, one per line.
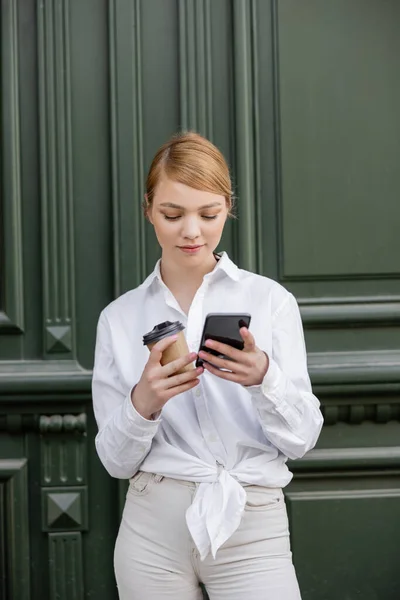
196, 313, 251, 368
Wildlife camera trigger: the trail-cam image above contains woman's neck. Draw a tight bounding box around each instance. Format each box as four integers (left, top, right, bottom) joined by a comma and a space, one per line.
160, 253, 218, 300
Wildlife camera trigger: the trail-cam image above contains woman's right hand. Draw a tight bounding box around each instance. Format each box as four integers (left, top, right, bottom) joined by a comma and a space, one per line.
131, 335, 203, 420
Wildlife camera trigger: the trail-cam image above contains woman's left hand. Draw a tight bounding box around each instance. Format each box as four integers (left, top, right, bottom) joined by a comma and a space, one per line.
198, 328, 269, 387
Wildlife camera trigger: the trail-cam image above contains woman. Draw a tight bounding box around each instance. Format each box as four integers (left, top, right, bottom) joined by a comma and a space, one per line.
92, 132, 323, 600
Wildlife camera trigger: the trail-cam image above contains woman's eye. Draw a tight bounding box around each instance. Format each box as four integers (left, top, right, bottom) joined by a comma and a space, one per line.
164, 215, 181, 221
201, 215, 218, 220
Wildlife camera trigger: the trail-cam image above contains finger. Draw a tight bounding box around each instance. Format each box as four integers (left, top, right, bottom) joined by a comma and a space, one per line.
165, 378, 200, 400
148, 334, 179, 364
163, 366, 204, 390
203, 339, 245, 362
240, 327, 256, 352
198, 351, 247, 374
161, 352, 198, 377
203, 361, 243, 383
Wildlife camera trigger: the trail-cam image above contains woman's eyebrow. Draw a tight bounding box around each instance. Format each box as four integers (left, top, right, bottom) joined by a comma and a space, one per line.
160, 202, 222, 209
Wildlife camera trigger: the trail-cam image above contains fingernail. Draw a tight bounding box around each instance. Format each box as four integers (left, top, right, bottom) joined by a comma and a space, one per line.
205, 340, 214, 347
197, 367, 204, 373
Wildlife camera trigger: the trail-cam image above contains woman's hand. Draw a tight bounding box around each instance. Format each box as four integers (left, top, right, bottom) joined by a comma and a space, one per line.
131, 335, 203, 420
198, 328, 269, 387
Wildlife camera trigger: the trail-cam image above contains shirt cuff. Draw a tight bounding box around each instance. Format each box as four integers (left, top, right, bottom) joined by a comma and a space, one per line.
247, 359, 302, 430
246, 358, 281, 396
123, 393, 161, 436
246, 358, 285, 411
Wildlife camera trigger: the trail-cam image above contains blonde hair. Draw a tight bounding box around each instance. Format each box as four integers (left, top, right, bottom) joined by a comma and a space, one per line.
145, 131, 234, 216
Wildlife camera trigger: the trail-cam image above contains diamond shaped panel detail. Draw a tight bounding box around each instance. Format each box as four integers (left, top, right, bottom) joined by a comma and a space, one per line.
46, 325, 72, 353
47, 492, 82, 530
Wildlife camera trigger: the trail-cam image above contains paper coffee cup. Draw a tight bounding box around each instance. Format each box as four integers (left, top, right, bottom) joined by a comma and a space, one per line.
143, 321, 192, 374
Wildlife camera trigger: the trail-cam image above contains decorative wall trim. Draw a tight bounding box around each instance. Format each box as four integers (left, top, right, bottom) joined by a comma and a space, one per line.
39, 413, 87, 434
1, 0, 24, 334
1, 397, 399, 431
48, 533, 84, 600
41, 435, 86, 486
282, 271, 400, 283
0, 350, 399, 399
270, 0, 285, 282
42, 487, 88, 531
290, 446, 400, 474
0, 412, 87, 434
0, 459, 30, 600
109, 0, 146, 296
38, 0, 76, 356
321, 402, 400, 426
288, 488, 400, 502
0, 360, 91, 395
308, 350, 400, 386
232, 0, 258, 272
300, 296, 400, 328
109, 0, 121, 296
178, 0, 213, 137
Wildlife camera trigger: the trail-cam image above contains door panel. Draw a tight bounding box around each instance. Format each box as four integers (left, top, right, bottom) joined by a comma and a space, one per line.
0, 1, 399, 598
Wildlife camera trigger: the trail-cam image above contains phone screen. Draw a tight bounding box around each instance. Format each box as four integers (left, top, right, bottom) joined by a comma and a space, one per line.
196, 313, 251, 368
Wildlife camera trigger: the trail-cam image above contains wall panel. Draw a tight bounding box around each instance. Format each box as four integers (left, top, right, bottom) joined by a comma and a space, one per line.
1, 0, 24, 335
277, 0, 400, 280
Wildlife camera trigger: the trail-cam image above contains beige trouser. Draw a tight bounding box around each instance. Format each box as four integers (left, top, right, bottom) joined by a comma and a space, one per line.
114, 472, 302, 600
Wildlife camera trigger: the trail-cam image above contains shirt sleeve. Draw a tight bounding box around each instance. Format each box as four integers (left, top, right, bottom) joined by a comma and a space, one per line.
92, 310, 161, 479
247, 293, 323, 460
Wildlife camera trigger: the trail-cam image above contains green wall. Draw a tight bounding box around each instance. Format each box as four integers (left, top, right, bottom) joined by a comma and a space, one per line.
1, 1, 399, 598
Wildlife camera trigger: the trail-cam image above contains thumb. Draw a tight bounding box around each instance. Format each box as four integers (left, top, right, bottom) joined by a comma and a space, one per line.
240, 327, 256, 352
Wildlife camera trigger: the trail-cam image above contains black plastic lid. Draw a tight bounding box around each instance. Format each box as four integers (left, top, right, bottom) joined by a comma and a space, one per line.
143, 321, 184, 345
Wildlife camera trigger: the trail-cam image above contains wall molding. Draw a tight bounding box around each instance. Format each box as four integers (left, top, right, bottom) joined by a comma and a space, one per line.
1, 0, 24, 334
178, 0, 213, 137
43, 488, 88, 532
308, 349, 400, 386
0, 360, 91, 396
48, 533, 84, 600
320, 401, 400, 426
0, 350, 399, 401
232, 0, 259, 272
39, 413, 87, 434
1, 397, 398, 428
0, 458, 30, 600
282, 272, 400, 283
299, 296, 400, 328
270, 0, 286, 283
38, 0, 76, 357
0, 412, 87, 434
289, 446, 400, 474
109, 0, 147, 296
0, 353, 399, 427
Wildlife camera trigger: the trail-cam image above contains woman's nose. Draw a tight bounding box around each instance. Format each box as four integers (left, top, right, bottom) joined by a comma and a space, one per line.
181, 217, 201, 240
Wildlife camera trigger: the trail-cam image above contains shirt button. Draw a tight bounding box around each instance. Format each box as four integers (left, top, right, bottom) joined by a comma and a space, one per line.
195, 389, 201, 398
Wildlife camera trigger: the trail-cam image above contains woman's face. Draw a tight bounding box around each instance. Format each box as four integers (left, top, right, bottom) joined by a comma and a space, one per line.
148, 175, 228, 267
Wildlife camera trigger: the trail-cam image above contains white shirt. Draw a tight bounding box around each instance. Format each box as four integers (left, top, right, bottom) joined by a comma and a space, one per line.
92, 252, 323, 560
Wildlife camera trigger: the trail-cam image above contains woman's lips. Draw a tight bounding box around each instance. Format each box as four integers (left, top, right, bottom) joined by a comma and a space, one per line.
178, 245, 204, 254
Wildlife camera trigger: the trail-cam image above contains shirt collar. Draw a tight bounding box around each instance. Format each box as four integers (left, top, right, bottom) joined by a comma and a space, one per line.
138, 251, 240, 290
